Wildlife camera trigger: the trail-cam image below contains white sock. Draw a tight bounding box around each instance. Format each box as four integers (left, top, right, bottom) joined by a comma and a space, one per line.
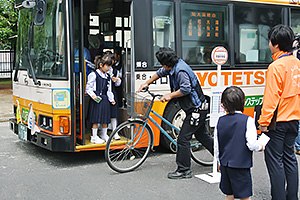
111, 118, 117, 131
92, 128, 98, 138
101, 127, 108, 137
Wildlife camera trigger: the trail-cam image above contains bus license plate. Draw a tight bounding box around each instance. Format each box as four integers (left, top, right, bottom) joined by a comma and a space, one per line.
18, 123, 27, 141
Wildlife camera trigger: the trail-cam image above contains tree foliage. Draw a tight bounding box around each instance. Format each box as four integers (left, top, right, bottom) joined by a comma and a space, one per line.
0, 0, 18, 50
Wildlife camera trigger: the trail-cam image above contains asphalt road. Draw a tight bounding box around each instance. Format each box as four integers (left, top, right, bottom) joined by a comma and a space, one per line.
1, 122, 299, 200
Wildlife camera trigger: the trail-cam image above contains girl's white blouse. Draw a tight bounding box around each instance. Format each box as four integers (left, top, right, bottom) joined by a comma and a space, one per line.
108, 67, 121, 87
85, 69, 114, 102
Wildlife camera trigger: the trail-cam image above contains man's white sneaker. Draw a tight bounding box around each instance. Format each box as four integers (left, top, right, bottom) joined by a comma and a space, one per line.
113, 133, 121, 140
100, 133, 109, 142
90, 136, 105, 144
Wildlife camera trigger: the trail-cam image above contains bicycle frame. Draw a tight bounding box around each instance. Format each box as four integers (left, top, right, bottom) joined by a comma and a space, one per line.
147, 109, 179, 147
124, 108, 178, 149
105, 90, 213, 173
144, 108, 202, 148
135, 89, 203, 149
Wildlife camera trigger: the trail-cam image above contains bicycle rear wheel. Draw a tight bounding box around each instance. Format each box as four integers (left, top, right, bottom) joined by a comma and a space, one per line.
190, 119, 214, 166
190, 138, 213, 166
105, 120, 153, 173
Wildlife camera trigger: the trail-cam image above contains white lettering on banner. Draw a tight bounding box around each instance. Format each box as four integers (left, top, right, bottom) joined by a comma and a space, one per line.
245, 96, 263, 107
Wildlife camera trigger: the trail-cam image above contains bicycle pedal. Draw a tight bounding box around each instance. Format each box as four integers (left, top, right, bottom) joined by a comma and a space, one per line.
130, 155, 135, 160
151, 146, 155, 152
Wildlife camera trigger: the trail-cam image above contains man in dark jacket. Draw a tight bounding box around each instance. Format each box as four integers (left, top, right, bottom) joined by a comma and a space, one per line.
138, 47, 213, 179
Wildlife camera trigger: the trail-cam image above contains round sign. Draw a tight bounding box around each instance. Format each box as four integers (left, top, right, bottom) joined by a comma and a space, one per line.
211, 46, 228, 65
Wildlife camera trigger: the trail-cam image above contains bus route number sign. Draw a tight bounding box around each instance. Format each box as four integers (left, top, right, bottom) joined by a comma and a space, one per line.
211, 46, 228, 65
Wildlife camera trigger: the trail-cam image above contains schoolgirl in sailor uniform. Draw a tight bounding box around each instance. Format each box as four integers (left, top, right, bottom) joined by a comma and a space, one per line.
113, 47, 124, 107
108, 66, 121, 140
86, 54, 115, 144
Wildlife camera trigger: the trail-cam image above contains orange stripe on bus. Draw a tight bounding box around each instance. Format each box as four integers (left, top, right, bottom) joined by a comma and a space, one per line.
13, 96, 71, 136
234, 0, 299, 5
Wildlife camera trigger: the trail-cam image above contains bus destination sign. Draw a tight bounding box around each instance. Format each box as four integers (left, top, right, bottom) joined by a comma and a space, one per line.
183, 10, 224, 41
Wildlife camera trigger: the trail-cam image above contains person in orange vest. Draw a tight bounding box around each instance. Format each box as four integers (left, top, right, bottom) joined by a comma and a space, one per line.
292, 37, 300, 156
258, 24, 300, 200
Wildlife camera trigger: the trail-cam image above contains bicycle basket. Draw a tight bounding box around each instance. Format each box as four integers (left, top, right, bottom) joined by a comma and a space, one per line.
126, 92, 152, 118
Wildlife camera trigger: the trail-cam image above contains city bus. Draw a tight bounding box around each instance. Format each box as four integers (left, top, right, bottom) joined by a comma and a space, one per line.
10, 0, 300, 152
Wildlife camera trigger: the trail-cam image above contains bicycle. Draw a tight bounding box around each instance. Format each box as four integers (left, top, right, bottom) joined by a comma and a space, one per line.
105, 87, 214, 173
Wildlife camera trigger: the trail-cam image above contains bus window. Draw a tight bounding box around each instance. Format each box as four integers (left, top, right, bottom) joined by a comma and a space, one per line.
291, 9, 300, 35
152, 1, 175, 67
15, 8, 32, 71
234, 5, 281, 64
30, 0, 66, 78
116, 16, 131, 49
181, 3, 228, 66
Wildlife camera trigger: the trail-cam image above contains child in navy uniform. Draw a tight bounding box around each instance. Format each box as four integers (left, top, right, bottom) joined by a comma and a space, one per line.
214, 86, 264, 200
108, 65, 121, 140
113, 47, 123, 107
103, 50, 121, 140
86, 54, 115, 144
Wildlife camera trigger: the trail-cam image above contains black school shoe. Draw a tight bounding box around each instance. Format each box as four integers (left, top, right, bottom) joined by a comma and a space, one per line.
167, 170, 192, 179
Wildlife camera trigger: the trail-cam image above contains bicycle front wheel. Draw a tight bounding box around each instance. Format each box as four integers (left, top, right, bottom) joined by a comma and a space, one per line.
105, 120, 153, 173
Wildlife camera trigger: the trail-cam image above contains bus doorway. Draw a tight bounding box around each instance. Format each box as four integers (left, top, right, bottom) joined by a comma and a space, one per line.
74, 0, 132, 150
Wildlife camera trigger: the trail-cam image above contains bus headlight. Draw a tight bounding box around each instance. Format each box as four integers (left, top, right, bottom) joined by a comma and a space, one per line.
59, 116, 69, 134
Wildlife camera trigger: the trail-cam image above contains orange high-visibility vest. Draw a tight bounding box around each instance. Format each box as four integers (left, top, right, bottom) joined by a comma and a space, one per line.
258, 51, 300, 126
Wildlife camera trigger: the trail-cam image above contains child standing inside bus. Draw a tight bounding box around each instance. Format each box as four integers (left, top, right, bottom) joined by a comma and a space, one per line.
214, 86, 264, 200
86, 54, 115, 144
113, 47, 124, 107
106, 51, 121, 140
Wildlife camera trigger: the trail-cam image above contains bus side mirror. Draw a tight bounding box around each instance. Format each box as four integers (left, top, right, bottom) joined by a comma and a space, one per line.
34, 0, 47, 26
21, 0, 36, 8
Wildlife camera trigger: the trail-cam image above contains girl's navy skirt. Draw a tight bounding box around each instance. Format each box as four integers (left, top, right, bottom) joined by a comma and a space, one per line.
111, 101, 119, 118
88, 95, 111, 124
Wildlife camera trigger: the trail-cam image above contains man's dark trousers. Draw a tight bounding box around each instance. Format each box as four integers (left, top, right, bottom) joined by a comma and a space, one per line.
176, 111, 214, 172
264, 121, 299, 200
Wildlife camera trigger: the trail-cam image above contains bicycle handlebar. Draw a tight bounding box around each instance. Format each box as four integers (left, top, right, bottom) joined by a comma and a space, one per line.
140, 86, 163, 100
140, 86, 149, 93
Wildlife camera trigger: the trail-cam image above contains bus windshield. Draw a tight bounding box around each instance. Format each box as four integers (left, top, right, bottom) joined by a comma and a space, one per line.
15, 0, 66, 79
